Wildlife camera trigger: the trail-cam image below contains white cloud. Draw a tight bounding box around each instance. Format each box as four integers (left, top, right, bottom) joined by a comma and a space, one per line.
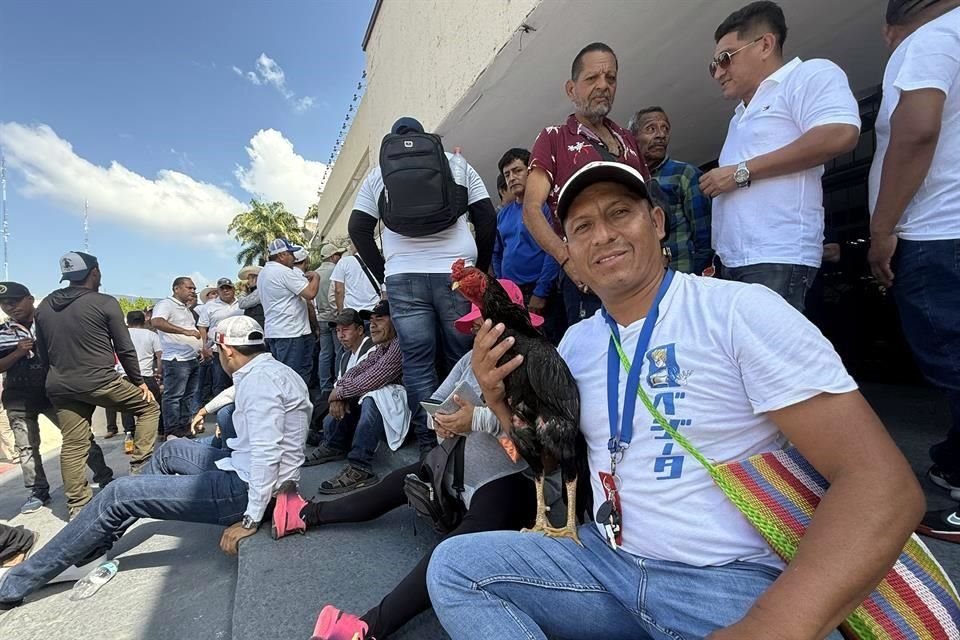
0, 122, 245, 239
233, 53, 315, 112
233, 129, 326, 216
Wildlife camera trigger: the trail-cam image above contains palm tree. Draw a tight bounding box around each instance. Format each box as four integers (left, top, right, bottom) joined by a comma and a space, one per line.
228, 200, 305, 266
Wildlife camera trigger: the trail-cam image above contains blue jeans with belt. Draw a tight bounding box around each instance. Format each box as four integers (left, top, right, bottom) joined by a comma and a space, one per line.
267, 334, 315, 385
0, 439, 247, 604
721, 262, 818, 312
892, 238, 960, 474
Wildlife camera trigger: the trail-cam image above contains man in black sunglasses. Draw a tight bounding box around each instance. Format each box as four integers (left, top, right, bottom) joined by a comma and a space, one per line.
700, 1, 860, 312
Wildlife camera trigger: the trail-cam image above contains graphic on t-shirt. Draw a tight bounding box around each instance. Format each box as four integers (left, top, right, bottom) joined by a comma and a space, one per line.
646, 343, 691, 481
646, 344, 691, 388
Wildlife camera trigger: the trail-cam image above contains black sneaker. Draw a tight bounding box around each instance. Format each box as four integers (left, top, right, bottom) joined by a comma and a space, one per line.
927, 465, 960, 493
317, 465, 379, 495
917, 508, 960, 544
302, 444, 347, 467
305, 429, 323, 448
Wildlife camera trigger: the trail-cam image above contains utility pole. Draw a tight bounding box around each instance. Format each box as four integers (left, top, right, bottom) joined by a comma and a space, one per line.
83, 199, 89, 252
1, 152, 8, 280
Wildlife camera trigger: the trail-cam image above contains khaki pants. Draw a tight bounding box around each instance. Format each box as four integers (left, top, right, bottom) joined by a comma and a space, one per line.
50, 377, 160, 509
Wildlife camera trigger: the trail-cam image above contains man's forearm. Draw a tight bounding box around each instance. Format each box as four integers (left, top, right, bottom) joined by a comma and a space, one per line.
348, 210, 386, 283
469, 199, 497, 273
152, 318, 188, 335
0, 350, 27, 374
522, 199, 564, 262
334, 284, 345, 312
747, 124, 859, 182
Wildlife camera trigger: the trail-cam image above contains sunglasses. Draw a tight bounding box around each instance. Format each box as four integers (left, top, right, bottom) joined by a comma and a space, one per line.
709, 36, 763, 77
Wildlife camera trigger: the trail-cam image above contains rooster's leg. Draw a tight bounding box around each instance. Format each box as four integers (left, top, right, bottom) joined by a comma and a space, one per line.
544, 478, 582, 546
520, 476, 551, 534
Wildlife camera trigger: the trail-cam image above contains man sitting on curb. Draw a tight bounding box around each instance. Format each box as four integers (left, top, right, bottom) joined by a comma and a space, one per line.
0, 316, 312, 611
307, 300, 407, 494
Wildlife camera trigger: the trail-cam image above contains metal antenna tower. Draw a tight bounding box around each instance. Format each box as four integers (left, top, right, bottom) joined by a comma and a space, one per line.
1, 152, 8, 280
83, 199, 89, 252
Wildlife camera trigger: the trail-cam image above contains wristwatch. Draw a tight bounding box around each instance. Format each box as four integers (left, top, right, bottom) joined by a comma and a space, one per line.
734, 161, 751, 188
241, 515, 260, 530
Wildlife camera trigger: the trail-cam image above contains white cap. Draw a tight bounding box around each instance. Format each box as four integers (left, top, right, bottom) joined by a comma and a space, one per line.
267, 238, 302, 256
292, 248, 309, 263
215, 315, 265, 347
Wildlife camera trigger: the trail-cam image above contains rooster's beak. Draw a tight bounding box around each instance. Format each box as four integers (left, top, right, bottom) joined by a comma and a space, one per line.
451, 282, 460, 291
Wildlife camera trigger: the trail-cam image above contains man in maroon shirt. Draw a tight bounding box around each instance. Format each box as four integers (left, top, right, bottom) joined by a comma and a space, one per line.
523, 42, 649, 326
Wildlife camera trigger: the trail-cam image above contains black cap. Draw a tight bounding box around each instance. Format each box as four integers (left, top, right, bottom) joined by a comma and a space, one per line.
216, 277, 235, 288
329, 308, 364, 328
0, 282, 31, 300
556, 161, 652, 227
59, 251, 99, 283
359, 299, 389, 319
391, 117, 424, 135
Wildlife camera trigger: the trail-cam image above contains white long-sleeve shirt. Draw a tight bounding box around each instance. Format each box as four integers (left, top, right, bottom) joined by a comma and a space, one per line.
214, 353, 312, 522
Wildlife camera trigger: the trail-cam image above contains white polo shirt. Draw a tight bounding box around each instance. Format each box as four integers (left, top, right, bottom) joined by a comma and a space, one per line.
152, 297, 200, 361
258, 260, 311, 339
869, 8, 960, 241
353, 153, 490, 278
197, 297, 243, 351
330, 255, 380, 312
713, 57, 861, 269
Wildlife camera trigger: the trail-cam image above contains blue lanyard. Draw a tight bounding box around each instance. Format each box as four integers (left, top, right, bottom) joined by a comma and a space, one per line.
602, 270, 674, 459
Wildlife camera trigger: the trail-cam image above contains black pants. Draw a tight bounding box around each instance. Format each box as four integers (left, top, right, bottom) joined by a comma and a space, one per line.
0, 523, 35, 564
303, 462, 535, 639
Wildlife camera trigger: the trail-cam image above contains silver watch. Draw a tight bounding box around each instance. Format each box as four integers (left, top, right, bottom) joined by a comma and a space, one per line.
734, 161, 751, 188
241, 515, 260, 530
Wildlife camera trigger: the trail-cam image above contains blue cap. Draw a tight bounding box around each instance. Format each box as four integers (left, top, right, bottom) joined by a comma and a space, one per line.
391, 117, 424, 135
267, 238, 302, 256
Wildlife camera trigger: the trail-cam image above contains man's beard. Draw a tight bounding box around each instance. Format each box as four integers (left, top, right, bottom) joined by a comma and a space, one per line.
574, 94, 612, 120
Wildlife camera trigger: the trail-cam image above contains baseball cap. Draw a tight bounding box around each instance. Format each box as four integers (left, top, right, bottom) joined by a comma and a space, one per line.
59, 251, 99, 283
0, 282, 31, 300
329, 308, 364, 328
215, 315, 265, 347
555, 161, 651, 227
267, 238, 302, 256
391, 117, 424, 135
454, 279, 543, 335
359, 299, 389, 320
292, 248, 309, 264
319, 243, 347, 259
216, 277, 235, 288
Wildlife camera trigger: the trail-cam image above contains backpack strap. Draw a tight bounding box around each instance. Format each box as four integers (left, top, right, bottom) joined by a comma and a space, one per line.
353, 255, 382, 298
451, 436, 466, 497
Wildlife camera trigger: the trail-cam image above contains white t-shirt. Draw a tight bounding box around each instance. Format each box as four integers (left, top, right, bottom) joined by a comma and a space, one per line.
152, 297, 201, 361
197, 298, 243, 350
353, 152, 490, 278
258, 260, 311, 339
330, 255, 380, 312
713, 58, 861, 269
558, 274, 857, 568
129, 327, 161, 377
869, 8, 960, 241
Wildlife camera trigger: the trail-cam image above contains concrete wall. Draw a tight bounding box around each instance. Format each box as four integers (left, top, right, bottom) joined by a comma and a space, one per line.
314, 0, 541, 239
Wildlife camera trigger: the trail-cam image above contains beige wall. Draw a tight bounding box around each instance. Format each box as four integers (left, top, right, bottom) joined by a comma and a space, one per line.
314, 0, 541, 239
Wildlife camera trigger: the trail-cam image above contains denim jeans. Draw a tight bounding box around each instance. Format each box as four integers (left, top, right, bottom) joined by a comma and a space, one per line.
211, 403, 237, 450
427, 525, 842, 640
0, 439, 247, 604
267, 334, 315, 385
317, 323, 337, 390
196, 357, 214, 411
892, 238, 960, 473
162, 358, 199, 436
560, 273, 602, 327
324, 397, 384, 472
209, 354, 232, 398
386, 273, 472, 453
721, 262, 818, 312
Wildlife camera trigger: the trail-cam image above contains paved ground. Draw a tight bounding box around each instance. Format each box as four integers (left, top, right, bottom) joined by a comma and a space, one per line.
1, 384, 959, 640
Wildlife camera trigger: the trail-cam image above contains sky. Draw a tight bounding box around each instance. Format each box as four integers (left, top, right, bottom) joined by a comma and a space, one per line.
0, 0, 375, 298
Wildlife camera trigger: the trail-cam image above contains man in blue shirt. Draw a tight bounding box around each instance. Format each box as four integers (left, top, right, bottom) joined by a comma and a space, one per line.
492, 148, 564, 343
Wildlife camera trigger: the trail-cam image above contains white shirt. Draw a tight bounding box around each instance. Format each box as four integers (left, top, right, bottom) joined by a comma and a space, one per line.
197, 297, 243, 350
713, 58, 861, 268
258, 261, 311, 339
128, 327, 161, 377
215, 353, 312, 522
558, 274, 857, 568
152, 297, 200, 361
330, 255, 380, 312
353, 152, 490, 278
869, 8, 960, 241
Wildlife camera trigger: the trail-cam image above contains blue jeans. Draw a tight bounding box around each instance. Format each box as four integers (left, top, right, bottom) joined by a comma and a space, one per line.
317, 323, 337, 390
721, 262, 818, 312
386, 273, 472, 452
560, 273, 602, 327
211, 403, 237, 450
210, 354, 232, 398
0, 439, 247, 604
196, 357, 213, 412
162, 358, 199, 436
324, 397, 384, 472
892, 238, 960, 473
268, 334, 314, 385
427, 525, 841, 640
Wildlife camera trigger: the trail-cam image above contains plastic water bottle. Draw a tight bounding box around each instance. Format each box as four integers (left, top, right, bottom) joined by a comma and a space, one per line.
450, 147, 468, 187
69, 559, 120, 601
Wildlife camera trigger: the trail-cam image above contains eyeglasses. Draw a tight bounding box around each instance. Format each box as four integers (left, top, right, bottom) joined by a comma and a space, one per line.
708, 36, 763, 77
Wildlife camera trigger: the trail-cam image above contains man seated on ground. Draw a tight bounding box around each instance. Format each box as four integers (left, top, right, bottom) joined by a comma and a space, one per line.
426, 161, 925, 639
306, 300, 406, 494
0, 316, 312, 611
304, 309, 374, 448
271, 281, 546, 640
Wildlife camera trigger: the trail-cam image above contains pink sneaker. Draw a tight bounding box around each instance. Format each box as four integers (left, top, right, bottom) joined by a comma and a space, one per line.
311, 605, 369, 640
271, 480, 308, 540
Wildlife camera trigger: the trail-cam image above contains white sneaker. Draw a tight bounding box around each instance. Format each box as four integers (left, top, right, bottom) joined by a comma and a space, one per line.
48, 554, 107, 585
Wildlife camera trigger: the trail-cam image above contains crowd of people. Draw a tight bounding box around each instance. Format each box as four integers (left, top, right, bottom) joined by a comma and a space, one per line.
1, 1, 959, 638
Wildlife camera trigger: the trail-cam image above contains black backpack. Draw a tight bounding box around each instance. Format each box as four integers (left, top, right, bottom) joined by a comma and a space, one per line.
377, 131, 467, 237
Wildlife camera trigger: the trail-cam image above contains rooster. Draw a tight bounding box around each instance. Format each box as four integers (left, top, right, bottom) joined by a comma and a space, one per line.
451, 259, 585, 543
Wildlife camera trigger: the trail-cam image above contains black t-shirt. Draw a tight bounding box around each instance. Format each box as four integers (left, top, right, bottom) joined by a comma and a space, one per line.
0, 321, 49, 410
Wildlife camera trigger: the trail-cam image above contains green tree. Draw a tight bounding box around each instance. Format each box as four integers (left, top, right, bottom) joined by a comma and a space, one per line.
117, 296, 153, 316
228, 200, 305, 266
